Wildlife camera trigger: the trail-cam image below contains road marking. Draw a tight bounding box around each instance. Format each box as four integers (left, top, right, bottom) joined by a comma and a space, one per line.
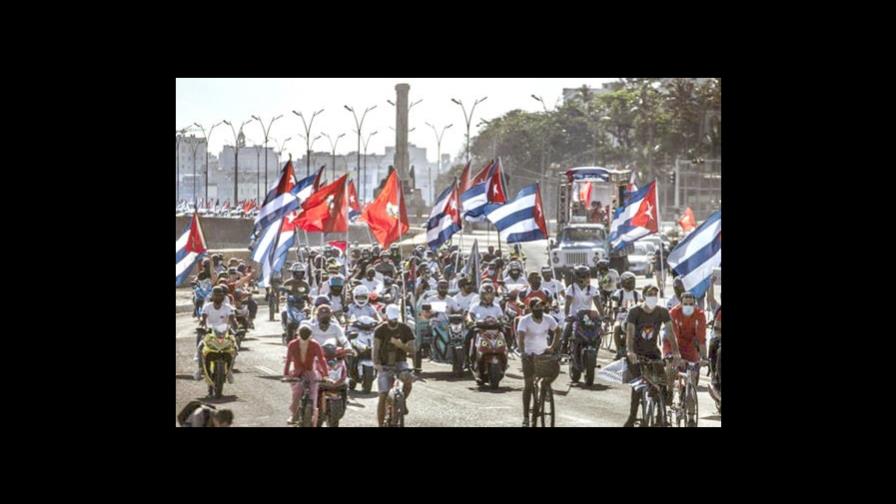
255, 366, 277, 375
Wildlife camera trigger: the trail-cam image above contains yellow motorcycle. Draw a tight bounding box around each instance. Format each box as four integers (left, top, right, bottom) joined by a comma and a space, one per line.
200, 324, 238, 399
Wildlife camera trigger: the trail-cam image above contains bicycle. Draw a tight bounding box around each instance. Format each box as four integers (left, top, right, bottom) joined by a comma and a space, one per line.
284, 375, 323, 427
671, 361, 705, 427
529, 353, 559, 427
631, 358, 669, 427
382, 366, 425, 428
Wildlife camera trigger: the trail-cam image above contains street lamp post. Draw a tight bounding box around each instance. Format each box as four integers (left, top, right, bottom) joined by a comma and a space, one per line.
531, 95, 552, 191
176, 124, 193, 206
425, 122, 453, 203
321, 132, 345, 181
345, 104, 377, 200
251, 114, 283, 197
388, 98, 422, 142
255, 144, 262, 203
193, 121, 223, 203
188, 135, 203, 207
362, 130, 378, 197
223, 119, 252, 205
450, 96, 487, 163
292, 109, 325, 177
275, 137, 293, 164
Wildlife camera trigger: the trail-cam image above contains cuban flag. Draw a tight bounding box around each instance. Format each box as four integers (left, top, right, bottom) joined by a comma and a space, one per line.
623, 171, 639, 204
483, 183, 548, 244
608, 180, 658, 251
460, 158, 506, 222
426, 182, 462, 250
176, 213, 208, 287
667, 210, 721, 298
254, 165, 320, 237
254, 210, 300, 288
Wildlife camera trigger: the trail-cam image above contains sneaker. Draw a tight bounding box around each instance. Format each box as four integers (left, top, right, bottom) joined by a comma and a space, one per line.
287, 416, 297, 425
193, 370, 203, 381
227, 371, 235, 383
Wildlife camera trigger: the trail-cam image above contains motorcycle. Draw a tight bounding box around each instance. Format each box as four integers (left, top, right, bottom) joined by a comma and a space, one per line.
568, 310, 602, 386
199, 324, 238, 399
281, 295, 307, 345
347, 316, 378, 393
472, 316, 509, 389
317, 344, 349, 427
446, 313, 467, 377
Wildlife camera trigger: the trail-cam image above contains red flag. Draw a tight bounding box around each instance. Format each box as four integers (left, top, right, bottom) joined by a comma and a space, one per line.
328, 240, 347, 252
488, 158, 507, 203
185, 213, 207, 254
296, 174, 348, 232
458, 161, 473, 193
361, 169, 408, 248
324, 177, 349, 233
347, 180, 361, 214
678, 207, 696, 232
579, 181, 593, 203
533, 183, 548, 237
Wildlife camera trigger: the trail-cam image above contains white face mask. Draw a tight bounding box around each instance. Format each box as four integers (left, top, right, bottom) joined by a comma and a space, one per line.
682, 305, 695, 317
645, 296, 658, 309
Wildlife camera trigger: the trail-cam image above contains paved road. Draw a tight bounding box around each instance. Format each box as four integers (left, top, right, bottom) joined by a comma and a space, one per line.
176, 270, 721, 428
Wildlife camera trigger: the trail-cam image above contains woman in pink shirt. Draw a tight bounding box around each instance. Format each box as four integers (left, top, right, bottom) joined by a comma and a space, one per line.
283, 323, 329, 426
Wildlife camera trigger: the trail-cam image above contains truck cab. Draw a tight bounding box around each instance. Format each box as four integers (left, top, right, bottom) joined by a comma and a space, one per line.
549, 222, 609, 280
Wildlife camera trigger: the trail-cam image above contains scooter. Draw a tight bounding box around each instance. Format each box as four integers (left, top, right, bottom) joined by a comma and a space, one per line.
447, 314, 466, 377
318, 344, 349, 427
473, 316, 509, 389
199, 324, 238, 399
568, 310, 602, 386
281, 295, 307, 345
347, 316, 378, 393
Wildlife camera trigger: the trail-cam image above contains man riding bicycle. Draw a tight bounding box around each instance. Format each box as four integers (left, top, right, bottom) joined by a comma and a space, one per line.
664, 291, 708, 409
373, 304, 417, 426
517, 298, 560, 427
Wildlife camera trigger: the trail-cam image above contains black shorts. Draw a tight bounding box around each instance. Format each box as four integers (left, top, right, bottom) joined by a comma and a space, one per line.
522, 355, 535, 379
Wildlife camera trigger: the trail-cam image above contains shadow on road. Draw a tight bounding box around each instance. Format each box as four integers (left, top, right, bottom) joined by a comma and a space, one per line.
570, 383, 611, 391
702, 414, 721, 421
348, 391, 379, 399
175, 374, 195, 380
420, 370, 469, 382
469, 385, 519, 394
255, 375, 284, 381
200, 395, 239, 404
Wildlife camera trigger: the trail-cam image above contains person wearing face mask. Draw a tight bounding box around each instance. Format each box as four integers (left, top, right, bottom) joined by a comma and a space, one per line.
517, 298, 560, 426
414, 265, 439, 299
611, 272, 642, 360
622, 285, 678, 428
664, 291, 708, 406
347, 285, 381, 322
465, 282, 504, 368
420, 279, 459, 324
503, 261, 526, 290
325, 275, 346, 315
380, 276, 401, 301
453, 276, 479, 313
563, 266, 605, 353
309, 304, 353, 356
373, 304, 417, 426
282, 323, 329, 426
540, 266, 564, 301
360, 268, 384, 294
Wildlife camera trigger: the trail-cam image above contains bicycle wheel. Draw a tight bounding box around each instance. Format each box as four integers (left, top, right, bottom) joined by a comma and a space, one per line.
655, 391, 667, 427
530, 380, 541, 428
641, 393, 651, 428
540, 385, 555, 427
687, 381, 698, 427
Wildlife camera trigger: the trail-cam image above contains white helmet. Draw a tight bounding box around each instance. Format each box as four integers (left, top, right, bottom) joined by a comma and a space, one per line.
353, 285, 370, 306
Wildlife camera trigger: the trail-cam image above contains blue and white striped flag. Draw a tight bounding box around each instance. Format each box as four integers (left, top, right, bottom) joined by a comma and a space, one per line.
666, 210, 721, 299
483, 184, 548, 244
176, 213, 207, 286
426, 182, 462, 251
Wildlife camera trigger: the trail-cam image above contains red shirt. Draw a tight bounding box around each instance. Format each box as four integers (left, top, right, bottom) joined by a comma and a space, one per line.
284, 338, 329, 377
663, 305, 706, 362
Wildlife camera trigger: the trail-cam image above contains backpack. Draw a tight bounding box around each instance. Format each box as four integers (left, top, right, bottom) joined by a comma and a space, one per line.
177, 400, 215, 427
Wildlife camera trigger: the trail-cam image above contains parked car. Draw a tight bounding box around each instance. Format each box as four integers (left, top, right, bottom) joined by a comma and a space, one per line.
628, 242, 654, 278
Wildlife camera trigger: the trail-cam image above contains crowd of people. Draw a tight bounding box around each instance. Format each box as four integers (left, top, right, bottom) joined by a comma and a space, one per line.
181, 236, 721, 428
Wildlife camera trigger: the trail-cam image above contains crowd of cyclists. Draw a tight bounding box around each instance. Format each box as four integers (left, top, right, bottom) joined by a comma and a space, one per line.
181, 238, 721, 428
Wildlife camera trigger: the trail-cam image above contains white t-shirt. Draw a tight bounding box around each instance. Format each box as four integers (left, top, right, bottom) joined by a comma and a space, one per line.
516, 314, 558, 356
541, 279, 565, 299
346, 303, 379, 322
201, 301, 234, 327
421, 294, 459, 317
361, 278, 383, 294
416, 277, 438, 292
453, 292, 479, 312
469, 302, 504, 322
310, 320, 349, 349
565, 283, 598, 315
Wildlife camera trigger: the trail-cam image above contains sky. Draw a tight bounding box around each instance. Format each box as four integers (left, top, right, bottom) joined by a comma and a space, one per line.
176, 78, 618, 164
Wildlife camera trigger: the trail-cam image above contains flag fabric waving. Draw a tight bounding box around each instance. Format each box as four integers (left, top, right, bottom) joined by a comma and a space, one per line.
253, 160, 301, 234
460, 159, 504, 222
361, 169, 408, 248
667, 210, 721, 298
347, 180, 361, 222
426, 181, 462, 250
295, 174, 347, 232
678, 207, 696, 232
483, 183, 549, 244
461, 239, 482, 291
176, 213, 208, 286
608, 180, 658, 251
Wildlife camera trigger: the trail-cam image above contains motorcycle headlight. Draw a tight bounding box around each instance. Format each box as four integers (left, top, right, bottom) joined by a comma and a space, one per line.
553, 256, 559, 264
497, 339, 505, 347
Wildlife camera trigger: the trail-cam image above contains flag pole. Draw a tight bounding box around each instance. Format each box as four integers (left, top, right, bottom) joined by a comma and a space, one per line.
655, 180, 666, 298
